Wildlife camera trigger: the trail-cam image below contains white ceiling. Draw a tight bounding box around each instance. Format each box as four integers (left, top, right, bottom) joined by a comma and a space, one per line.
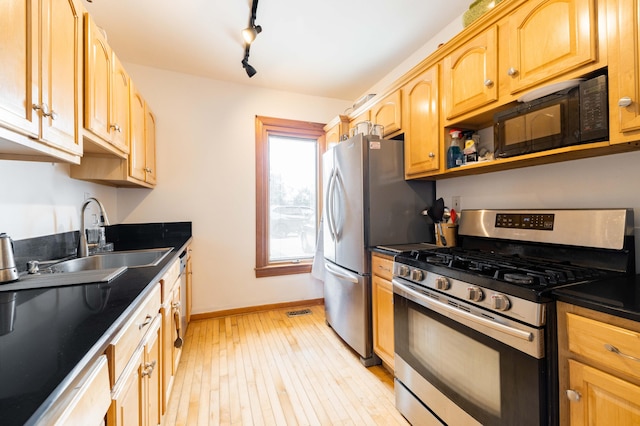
83, 0, 471, 101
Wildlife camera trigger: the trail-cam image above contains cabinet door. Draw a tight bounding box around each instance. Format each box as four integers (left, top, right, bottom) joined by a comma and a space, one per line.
186, 249, 192, 325
84, 13, 112, 143
40, 0, 82, 155
505, 0, 597, 94
129, 83, 147, 182
607, 0, 640, 143
0, 0, 39, 138
371, 90, 402, 136
142, 318, 161, 426
372, 274, 394, 369
403, 65, 440, 178
109, 348, 144, 426
111, 54, 131, 154
144, 105, 157, 185
443, 26, 498, 120
567, 359, 640, 425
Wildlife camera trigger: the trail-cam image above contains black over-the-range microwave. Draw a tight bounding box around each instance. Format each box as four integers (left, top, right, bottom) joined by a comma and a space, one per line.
494, 74, 608, 158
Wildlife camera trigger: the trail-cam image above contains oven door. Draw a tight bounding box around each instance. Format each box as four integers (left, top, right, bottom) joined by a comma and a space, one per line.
393, 278, 547, 426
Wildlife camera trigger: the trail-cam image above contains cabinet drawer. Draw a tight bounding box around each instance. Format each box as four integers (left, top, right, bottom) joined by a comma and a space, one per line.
161, 258, 180, 304
567, 313, 640, 380
372, 254, 394, 281
52, 355, 111, 426
107, 284, 161, 386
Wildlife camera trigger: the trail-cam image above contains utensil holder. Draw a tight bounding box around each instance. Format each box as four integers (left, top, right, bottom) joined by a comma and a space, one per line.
435, 224, 458, 247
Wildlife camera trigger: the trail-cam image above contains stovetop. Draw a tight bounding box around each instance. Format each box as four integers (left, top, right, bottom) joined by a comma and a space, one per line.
395, 246, 623, 302
393, 209, 636, 303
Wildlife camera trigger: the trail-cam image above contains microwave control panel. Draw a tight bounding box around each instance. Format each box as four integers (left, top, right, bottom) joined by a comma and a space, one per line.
495, 213, 555, 230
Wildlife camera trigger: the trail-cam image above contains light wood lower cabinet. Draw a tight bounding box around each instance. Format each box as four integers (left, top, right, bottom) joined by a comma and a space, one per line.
557, 301, 640, 425
371, 252, 395, 370
160, 258, 182, 413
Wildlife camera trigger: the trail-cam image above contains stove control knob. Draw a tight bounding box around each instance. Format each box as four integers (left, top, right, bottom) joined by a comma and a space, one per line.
435, 277, 450, 291
410, 269, 424, 281
467, 286, 484, 302
398, 265, 410, 277
491, 294, 511, 311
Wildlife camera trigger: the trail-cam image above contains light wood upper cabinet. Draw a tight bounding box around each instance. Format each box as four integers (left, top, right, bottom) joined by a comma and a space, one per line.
370, 90, 403, 136
607, 0, 640, 144
402, 65, 440, 178
130, 84, 156, 185
84, 13, 130, 156
0, 0, 82, 162
324, 115, 349, 147
144, 105, 157, 186
443, 26, 498, 120
0, 0, 39, 139
504, 0, 598, 94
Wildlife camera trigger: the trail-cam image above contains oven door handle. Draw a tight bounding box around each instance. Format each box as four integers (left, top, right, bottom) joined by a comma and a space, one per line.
393, 279, 534, 342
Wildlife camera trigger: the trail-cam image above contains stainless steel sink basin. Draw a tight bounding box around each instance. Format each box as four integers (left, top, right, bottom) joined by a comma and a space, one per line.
46, 247, 173, 273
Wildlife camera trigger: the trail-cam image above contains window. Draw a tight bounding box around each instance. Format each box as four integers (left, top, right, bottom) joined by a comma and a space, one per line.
255, 116, 326, 277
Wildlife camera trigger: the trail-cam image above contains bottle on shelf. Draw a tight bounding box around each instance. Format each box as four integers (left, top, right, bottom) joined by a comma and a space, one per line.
447, 129, 464, 169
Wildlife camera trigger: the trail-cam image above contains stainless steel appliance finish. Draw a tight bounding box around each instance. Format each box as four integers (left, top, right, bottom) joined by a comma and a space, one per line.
322, 134, 435, 364
0, 234, 18, 283
393, 208, 635, 425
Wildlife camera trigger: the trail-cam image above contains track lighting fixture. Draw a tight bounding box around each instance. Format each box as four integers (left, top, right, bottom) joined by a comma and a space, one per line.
241, 0, 261, 77
242, 46, 257, 78
242, 0, 261, 44
242, 24, 262, 44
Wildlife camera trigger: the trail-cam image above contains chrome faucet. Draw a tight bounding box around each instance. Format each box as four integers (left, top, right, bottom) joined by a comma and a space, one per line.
79, 197, 110, 258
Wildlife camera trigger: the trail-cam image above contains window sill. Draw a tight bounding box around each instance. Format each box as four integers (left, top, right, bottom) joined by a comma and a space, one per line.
255, 261, 312, 278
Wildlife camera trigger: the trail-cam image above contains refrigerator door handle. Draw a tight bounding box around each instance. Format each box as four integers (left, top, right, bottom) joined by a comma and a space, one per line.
325, 262, 359, 284
333, 169, 344, 239
326, 168, 338, 240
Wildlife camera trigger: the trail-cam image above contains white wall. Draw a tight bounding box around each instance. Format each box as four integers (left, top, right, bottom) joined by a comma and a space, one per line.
117, 64, 351, 314
0, 160, 116, 240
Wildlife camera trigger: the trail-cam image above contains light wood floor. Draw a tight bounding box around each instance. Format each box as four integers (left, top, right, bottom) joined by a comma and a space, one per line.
162, 304, 409, 426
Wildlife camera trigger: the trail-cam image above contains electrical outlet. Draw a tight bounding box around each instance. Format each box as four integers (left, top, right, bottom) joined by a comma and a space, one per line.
452, 196, 461, 211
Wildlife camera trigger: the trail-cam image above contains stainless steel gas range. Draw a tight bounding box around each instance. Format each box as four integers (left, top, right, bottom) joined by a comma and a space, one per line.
392, 209, 635, 426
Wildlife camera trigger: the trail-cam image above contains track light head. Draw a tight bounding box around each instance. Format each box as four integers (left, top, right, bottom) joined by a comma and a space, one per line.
242, 46, 257, 78
242, 25, 262, 44
243, 61, 257, 78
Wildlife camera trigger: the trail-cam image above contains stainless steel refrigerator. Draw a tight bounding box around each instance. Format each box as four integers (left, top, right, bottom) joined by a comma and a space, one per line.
322, 133, 435, 365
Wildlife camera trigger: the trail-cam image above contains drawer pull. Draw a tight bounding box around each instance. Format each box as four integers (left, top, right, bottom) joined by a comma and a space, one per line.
604, 343, 640, 362
378, 265, 391, 272
566, 389, 581, 402
138, 314, 153, 330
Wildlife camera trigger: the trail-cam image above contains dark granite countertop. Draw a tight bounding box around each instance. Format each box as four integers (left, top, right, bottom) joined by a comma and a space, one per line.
553, 275, 640, 323
0, 222, 192, 426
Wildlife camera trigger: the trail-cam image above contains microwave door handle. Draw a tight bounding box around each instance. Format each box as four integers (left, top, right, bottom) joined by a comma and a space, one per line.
325, 263, 359, 284
393, 279, 534, 342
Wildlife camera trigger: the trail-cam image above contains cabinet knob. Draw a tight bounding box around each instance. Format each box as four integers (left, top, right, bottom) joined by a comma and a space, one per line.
618, 97, 633, 108
484, 79, 494, 87
507, 67, 518, 76
43, 109, 58, 120
566, 389, 581, 402
428, 152, 435, 158
110, 123, 122, 132
142, 360, 157, 377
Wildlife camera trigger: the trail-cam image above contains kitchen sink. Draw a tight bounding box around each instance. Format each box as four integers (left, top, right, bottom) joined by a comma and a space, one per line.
0, 248, 174, 292
45, 247, 174, 273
